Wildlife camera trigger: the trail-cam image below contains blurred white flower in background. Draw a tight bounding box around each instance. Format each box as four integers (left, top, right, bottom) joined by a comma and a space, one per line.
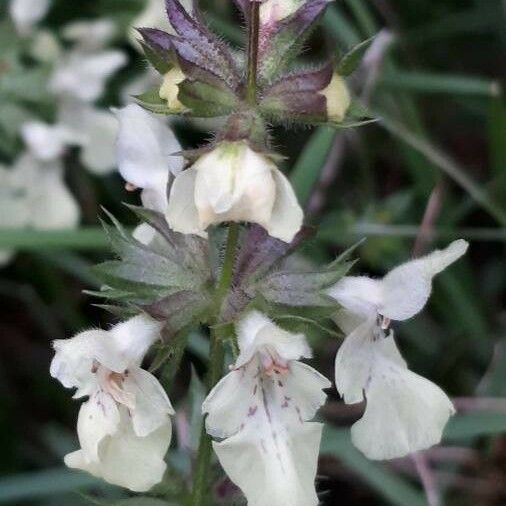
9, 0, 51, 35
29, 29, 61, 63
48, 19, 127, 175
21, 121, 80, 161
50, 315, 174, 492
203, 310, 330, 506
0, 152, 80, 265
167, 140, 303, 242
0, 120, 83, 266
328, 240, 469, 460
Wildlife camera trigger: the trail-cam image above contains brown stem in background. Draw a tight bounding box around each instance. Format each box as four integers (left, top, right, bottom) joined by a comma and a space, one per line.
307, 136, 346, 217
412, 182, 444, 256
412, 452, 441, 506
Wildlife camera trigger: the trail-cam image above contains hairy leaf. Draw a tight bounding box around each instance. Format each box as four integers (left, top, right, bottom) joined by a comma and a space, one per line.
337, 36, 375, 76
134, 88, 182, 115
165, 0, 240, 89
178, 79, 239, 117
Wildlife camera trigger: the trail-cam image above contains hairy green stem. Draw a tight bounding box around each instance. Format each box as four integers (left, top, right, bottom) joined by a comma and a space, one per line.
246, 0, 260, 104
191, 222, 240, 505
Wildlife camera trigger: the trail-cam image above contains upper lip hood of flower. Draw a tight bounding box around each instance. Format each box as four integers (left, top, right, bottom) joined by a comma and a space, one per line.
50, 314, 164, 392
114, 104, 184, 213
166, 140, 304, 242
328, 239, 469, 322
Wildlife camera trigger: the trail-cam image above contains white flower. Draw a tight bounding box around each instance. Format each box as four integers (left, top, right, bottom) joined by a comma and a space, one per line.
21, 121, 78, 161
62, 19, 117, 52
167, 141, 303, 242
50, 315, 174, 492
43, 19, 125, 174
9, 0, 50, 35
0, 153, 80, 266
30, 29, 62, 63
49, 50, 126, 103
202, 311, 330, 506
328, 240, 469, 460
0, 153, 80, 230
114, 104, 184, 213
57, 99, 119, 175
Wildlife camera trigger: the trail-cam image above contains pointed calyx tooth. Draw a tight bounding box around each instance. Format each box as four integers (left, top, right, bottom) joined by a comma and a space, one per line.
165, 0, 240, 90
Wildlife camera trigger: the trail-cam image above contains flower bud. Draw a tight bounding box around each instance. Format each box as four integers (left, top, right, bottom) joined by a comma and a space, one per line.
260, 0, 304, 27
320, 73, 351, 123
159, 67, 186, 112
167, 140, 303, 242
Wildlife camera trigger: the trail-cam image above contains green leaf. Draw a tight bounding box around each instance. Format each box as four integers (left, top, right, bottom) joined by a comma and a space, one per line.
178, 80, 238, 117
327, 101, 378, 129
140, 41, 174, 75
133, 88, 180, 115
337, 36, 375, 76
259, 0, 331, 82
0, 102, 32, 140
321, 427, 426, 506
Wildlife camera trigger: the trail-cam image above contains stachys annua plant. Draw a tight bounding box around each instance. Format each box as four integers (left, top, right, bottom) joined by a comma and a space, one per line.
50, 0, 468, 504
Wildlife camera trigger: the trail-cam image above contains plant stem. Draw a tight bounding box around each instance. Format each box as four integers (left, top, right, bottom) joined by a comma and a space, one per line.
216, 222, 240, 302
191, 222, 240, 506
246, 0, 260, 104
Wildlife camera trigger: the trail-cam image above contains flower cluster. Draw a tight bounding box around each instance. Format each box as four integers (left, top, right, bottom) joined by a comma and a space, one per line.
48, 1, 470, 505
0, 1, 130, 265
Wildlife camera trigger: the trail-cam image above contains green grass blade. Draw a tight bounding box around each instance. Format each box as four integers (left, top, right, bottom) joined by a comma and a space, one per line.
344, 0, 378, 37
488, 90, 506, 175
0, 468, 103, 503
445, 412, 506, 440
0, 228, 113, 251
322, 6, 361, 47
377, 112, 506, 226
380, 71, 498, 97
289, 127, 337, 206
